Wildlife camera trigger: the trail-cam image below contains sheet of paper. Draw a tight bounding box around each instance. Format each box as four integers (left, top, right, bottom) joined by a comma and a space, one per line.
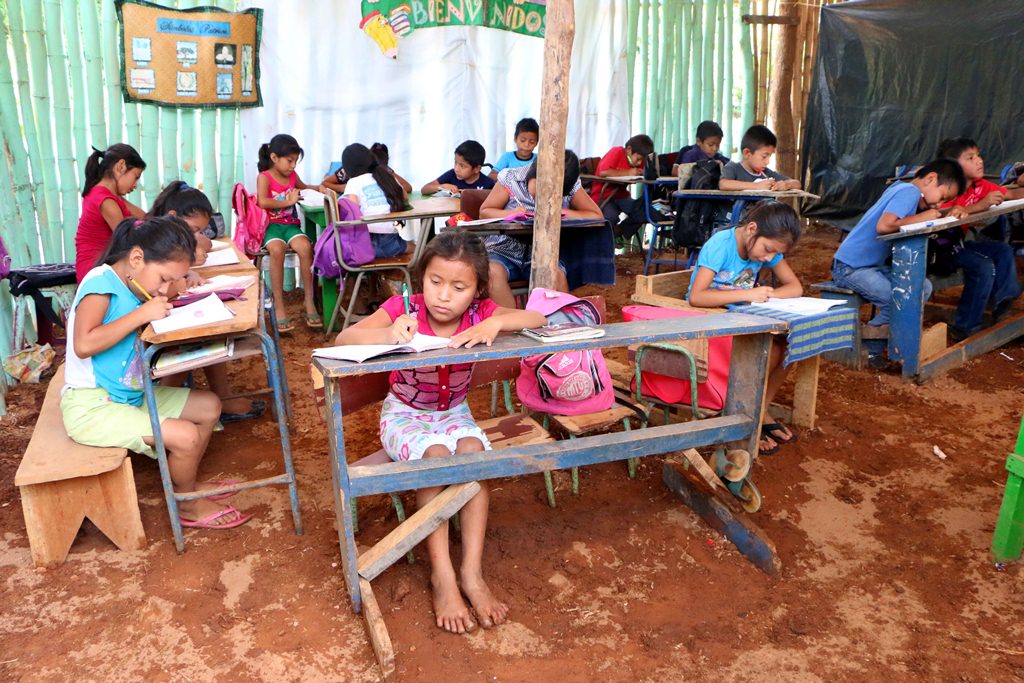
297, 189, 327, 208
194, 248, 240, 267
150, 293, 235, 335
899, 215, 959, 232
748, 297, 848, 316
186, 274, 256, 295
457, 216, 506, 226
312, 333, 451, 363
996, 197, 1024, 210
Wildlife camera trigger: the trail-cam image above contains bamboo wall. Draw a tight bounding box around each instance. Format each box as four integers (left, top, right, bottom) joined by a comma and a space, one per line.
0, 0, 244, 413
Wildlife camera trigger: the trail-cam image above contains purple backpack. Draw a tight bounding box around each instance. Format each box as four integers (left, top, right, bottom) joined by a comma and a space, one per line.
313, 197, 375, 279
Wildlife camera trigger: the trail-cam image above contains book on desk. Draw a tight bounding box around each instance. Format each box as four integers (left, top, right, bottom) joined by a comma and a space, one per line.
312, 333, 451, 363
153, 338, 235, 377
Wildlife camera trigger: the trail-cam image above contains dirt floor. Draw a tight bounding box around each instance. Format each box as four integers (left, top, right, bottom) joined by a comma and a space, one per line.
2, 225, 1024, 682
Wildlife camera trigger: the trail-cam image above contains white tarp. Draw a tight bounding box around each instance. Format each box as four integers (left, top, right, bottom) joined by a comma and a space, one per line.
239, 1, 630, 191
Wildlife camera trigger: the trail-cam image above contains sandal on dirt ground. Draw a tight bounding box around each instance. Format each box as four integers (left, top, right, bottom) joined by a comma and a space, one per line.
202, 479, 241, 501
220, 399, 266, 425
180, 506, 252, 530
758, 434, 779, 456
304, 313, 323, 329
276, 317, 295, 332
761, 421, 797, 448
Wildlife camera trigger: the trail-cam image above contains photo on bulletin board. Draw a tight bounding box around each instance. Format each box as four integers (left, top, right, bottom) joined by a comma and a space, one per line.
116, 0, 262, 108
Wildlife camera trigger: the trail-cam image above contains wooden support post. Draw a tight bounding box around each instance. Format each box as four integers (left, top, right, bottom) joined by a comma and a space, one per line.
791, 355, 820, 429
919, 323, 947, 363
359, 578, 396, 680
724, 333, 772, 457
767, 0, 798, 179
531, 0, 575, 292
358, 482, 481, 582
662, 460, 781, 575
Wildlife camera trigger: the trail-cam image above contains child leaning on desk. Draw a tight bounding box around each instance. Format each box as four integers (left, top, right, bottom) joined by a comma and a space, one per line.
589, 133, 655, 241
421, 140, 496, 196
831, 159, 966, 365
687, 201, 803, 454
333, 230, 545, 634
488, 117, 539, 180
61, 216, 252, 530
718, 125, 801, 192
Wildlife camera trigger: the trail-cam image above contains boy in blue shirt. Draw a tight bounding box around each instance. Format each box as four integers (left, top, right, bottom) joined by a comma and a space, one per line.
422, 140, 495, 196
832, 159, 966, 362
674, 120, 730, 169
489, 117, 539, 180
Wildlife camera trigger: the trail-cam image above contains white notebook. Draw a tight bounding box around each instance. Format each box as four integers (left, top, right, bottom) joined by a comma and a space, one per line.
194, 248, 240, 267
747, 297, 848, 316
150, 294, 235, 335
312, 333, 451, 363
186, 274, 256, 295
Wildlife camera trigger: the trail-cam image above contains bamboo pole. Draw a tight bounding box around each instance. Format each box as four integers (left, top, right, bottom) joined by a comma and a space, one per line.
0, 8, 40, 265
663, 2, 679, 149
78, 0, 107, 148
219, 108, 239, 217
715, 0, 726, 135
200, 111, 220, 211
100, 0, 124, 148
690, 1, 703, 130
0, 130, 29, 267
649, 0, 661, 137
768, 0, 797, 177
43, 0, 79, 262
676, 0, 690, 148
16, 0, 61, 262
625, 0, 639, 119
739, 0, 755, 136
757, 0, 772, 124
723, 0, 734, 156
62, 0, 88, 177
531, 0, 574, 292
178, 0, 199, 187
139, 104, 161, 204
702, 0, 716, 122
638, 0, 649, 133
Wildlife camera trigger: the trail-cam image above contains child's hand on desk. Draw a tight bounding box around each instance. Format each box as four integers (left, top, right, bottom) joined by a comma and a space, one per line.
450, 317, 502, 348
389, 314, 418, 344
139, 296, 173, 322
984, 191, 1005, 209
285, 188, 301, 205
944, 206, 969, 220
193, 247, 208, 267
439, 183, 461, 195
184, 271, 206, 288
747, 286, 775, 303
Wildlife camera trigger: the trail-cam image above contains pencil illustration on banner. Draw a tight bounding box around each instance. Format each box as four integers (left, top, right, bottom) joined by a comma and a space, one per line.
360, 11, 399, 59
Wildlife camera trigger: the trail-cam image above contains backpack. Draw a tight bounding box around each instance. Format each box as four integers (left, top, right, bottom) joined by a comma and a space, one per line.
926, 228, 963, 277
516, 289, 614, 416
672, 159, 730, 248
312, 197, 374, 279
231, 183, 269, 256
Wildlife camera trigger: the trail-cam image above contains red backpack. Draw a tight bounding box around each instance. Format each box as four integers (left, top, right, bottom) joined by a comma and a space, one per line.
231, 183, 269, 256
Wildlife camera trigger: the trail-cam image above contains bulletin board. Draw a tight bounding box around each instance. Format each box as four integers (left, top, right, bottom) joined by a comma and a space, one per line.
116, 0, 263, 108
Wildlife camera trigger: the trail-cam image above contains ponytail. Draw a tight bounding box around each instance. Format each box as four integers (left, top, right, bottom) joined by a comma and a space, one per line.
82, 143, 146, 197
97, 216, 196, 269
149, 180, 214, 220
257, 143, 272, 172
373, 166, 406, 212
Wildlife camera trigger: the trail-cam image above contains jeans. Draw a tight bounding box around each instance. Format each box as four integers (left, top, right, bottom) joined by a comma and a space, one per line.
602, 197, 647, 241
832, 259, 934, 354
952, 240, 1021, 334
371, 233, 406, 259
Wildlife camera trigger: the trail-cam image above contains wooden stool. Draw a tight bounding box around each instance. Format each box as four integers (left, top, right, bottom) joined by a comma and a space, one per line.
15, 367, 146, 566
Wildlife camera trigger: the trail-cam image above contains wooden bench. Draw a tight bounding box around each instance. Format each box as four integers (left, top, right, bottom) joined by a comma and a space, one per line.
15, 366, 146, 566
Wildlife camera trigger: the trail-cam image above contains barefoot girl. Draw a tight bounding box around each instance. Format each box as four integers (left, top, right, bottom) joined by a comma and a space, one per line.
62, 216, 251, 529
686, 200, 804, 454
334, 231, 545, 633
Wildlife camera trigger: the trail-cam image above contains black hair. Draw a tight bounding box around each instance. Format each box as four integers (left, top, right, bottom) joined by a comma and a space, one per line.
97, 215, 196, 268
342, 143, 405, 212
740, 200, 801, 246
915, 158, 967, 195
625, 134, 655, 157
257, 134, 304, 172
370, 142, 390, 167
740, 125, 777, 153
413, 230, 490, 298
935, 137, 978, 161
454, 140, 487, 169
696, 120, 724, 141
149, 180, 213, 221
525, 149, 581, 197
82, 143, 146, 198
514, 117, 540, 138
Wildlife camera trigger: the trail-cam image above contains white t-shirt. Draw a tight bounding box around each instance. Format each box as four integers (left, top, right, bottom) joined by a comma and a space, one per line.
344, 173, 400, 234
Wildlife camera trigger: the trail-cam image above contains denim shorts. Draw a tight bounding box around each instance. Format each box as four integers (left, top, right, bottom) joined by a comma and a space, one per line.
489, 252, 565, 282
371, 233, 407, 259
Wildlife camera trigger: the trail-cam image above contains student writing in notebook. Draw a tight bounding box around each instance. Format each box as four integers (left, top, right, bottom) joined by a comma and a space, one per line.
334, 231, 544, 634
687, 201, 803, 454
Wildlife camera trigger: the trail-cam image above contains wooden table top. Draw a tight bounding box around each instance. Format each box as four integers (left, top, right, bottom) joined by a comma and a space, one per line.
880, 198, 1024, 240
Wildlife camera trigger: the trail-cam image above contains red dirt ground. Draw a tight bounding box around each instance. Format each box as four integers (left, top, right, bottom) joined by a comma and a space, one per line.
1, 226, 1023, 682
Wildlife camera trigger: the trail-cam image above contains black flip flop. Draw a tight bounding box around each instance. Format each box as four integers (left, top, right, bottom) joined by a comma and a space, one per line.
220, 399, 266, 424
762, 421, 797, 446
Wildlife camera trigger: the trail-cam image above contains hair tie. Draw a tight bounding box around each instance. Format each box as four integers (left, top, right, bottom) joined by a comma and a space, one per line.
179, 181, 190, 190
91, 145, 106, 158
133, 219, 143, 228
368, 160, 379, 172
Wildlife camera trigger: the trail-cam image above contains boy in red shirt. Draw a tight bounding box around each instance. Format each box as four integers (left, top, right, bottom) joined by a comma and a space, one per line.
589, 134, 654, 241
936, 137, 1022, 340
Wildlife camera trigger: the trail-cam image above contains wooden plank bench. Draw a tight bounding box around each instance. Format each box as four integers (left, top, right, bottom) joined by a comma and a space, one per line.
14, 366, 146, 566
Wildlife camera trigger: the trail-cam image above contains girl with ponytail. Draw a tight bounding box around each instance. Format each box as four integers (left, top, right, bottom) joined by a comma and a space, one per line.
341, 142, 409, 259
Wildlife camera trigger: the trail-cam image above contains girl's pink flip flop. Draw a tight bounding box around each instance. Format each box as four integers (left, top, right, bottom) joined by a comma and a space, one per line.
203, 479, 241, 501
180, 506, 252, 530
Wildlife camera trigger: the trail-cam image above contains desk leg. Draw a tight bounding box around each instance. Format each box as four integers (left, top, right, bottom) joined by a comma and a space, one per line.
257, 330, 302, 535
142, 345, 186, 553
324, 375, 362, 613
889, 235, 927, 378
724, 333, 772, 457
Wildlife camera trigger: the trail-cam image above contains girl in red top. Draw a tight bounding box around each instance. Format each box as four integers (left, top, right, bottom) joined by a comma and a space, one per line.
75, 144, 146, 282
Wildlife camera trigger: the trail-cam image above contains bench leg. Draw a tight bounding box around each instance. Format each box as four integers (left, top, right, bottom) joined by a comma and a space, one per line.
19, 459, 146, 567
790, 356, 820, 430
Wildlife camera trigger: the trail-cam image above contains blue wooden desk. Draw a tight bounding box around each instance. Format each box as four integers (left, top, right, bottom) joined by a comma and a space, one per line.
312, 312, 786, 613
879, 200, 1024, 380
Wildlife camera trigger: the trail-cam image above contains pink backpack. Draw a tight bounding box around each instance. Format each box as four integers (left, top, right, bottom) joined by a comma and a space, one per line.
231, 183, 269, 256
516, 289, 614, 416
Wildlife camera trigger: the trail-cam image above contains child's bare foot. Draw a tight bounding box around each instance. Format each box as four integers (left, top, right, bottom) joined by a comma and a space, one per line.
432, 573, 476, 634
460, 570, 508, 628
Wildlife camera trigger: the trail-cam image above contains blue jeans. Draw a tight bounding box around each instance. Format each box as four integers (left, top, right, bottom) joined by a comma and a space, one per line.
952, 240, 1021, 334
833, 259, 934, 353
371, 233, 406, 259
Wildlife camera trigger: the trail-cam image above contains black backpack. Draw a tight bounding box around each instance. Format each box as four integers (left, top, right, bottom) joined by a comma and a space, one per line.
672, 159, 730, 248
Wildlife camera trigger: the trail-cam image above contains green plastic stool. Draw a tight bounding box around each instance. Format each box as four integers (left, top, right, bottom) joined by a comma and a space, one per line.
992, 415, 1024, 562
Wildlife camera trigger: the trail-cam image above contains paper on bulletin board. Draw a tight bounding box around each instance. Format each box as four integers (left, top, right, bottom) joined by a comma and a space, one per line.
116, 0, 263, 108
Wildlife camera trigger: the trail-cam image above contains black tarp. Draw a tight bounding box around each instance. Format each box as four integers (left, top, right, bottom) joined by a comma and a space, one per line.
801, 0, 1024, 223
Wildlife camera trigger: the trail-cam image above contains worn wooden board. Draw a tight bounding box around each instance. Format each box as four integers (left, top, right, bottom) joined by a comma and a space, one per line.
917, 311, 1024, 382
358, 482, 481, 581
550, 403, 644, 436
15, 367, 128, 486
358, 578, 396, 680
141, 282, 259, 344
791, 356, 820, 429
662, 461, 782, 576
919, 323, 948, 364
636, 270, 694, 298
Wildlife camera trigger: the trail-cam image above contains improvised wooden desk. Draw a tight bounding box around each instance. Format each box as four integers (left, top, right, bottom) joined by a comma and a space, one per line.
312, 312, 787, 618
879, 200, 1024, 380
140, 277, 303, 552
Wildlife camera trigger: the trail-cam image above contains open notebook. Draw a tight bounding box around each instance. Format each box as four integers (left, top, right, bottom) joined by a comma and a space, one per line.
150, 293, 234, 335
194, 248, 240, 268
312, 333, 451, 363
746, 297, 849, 316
